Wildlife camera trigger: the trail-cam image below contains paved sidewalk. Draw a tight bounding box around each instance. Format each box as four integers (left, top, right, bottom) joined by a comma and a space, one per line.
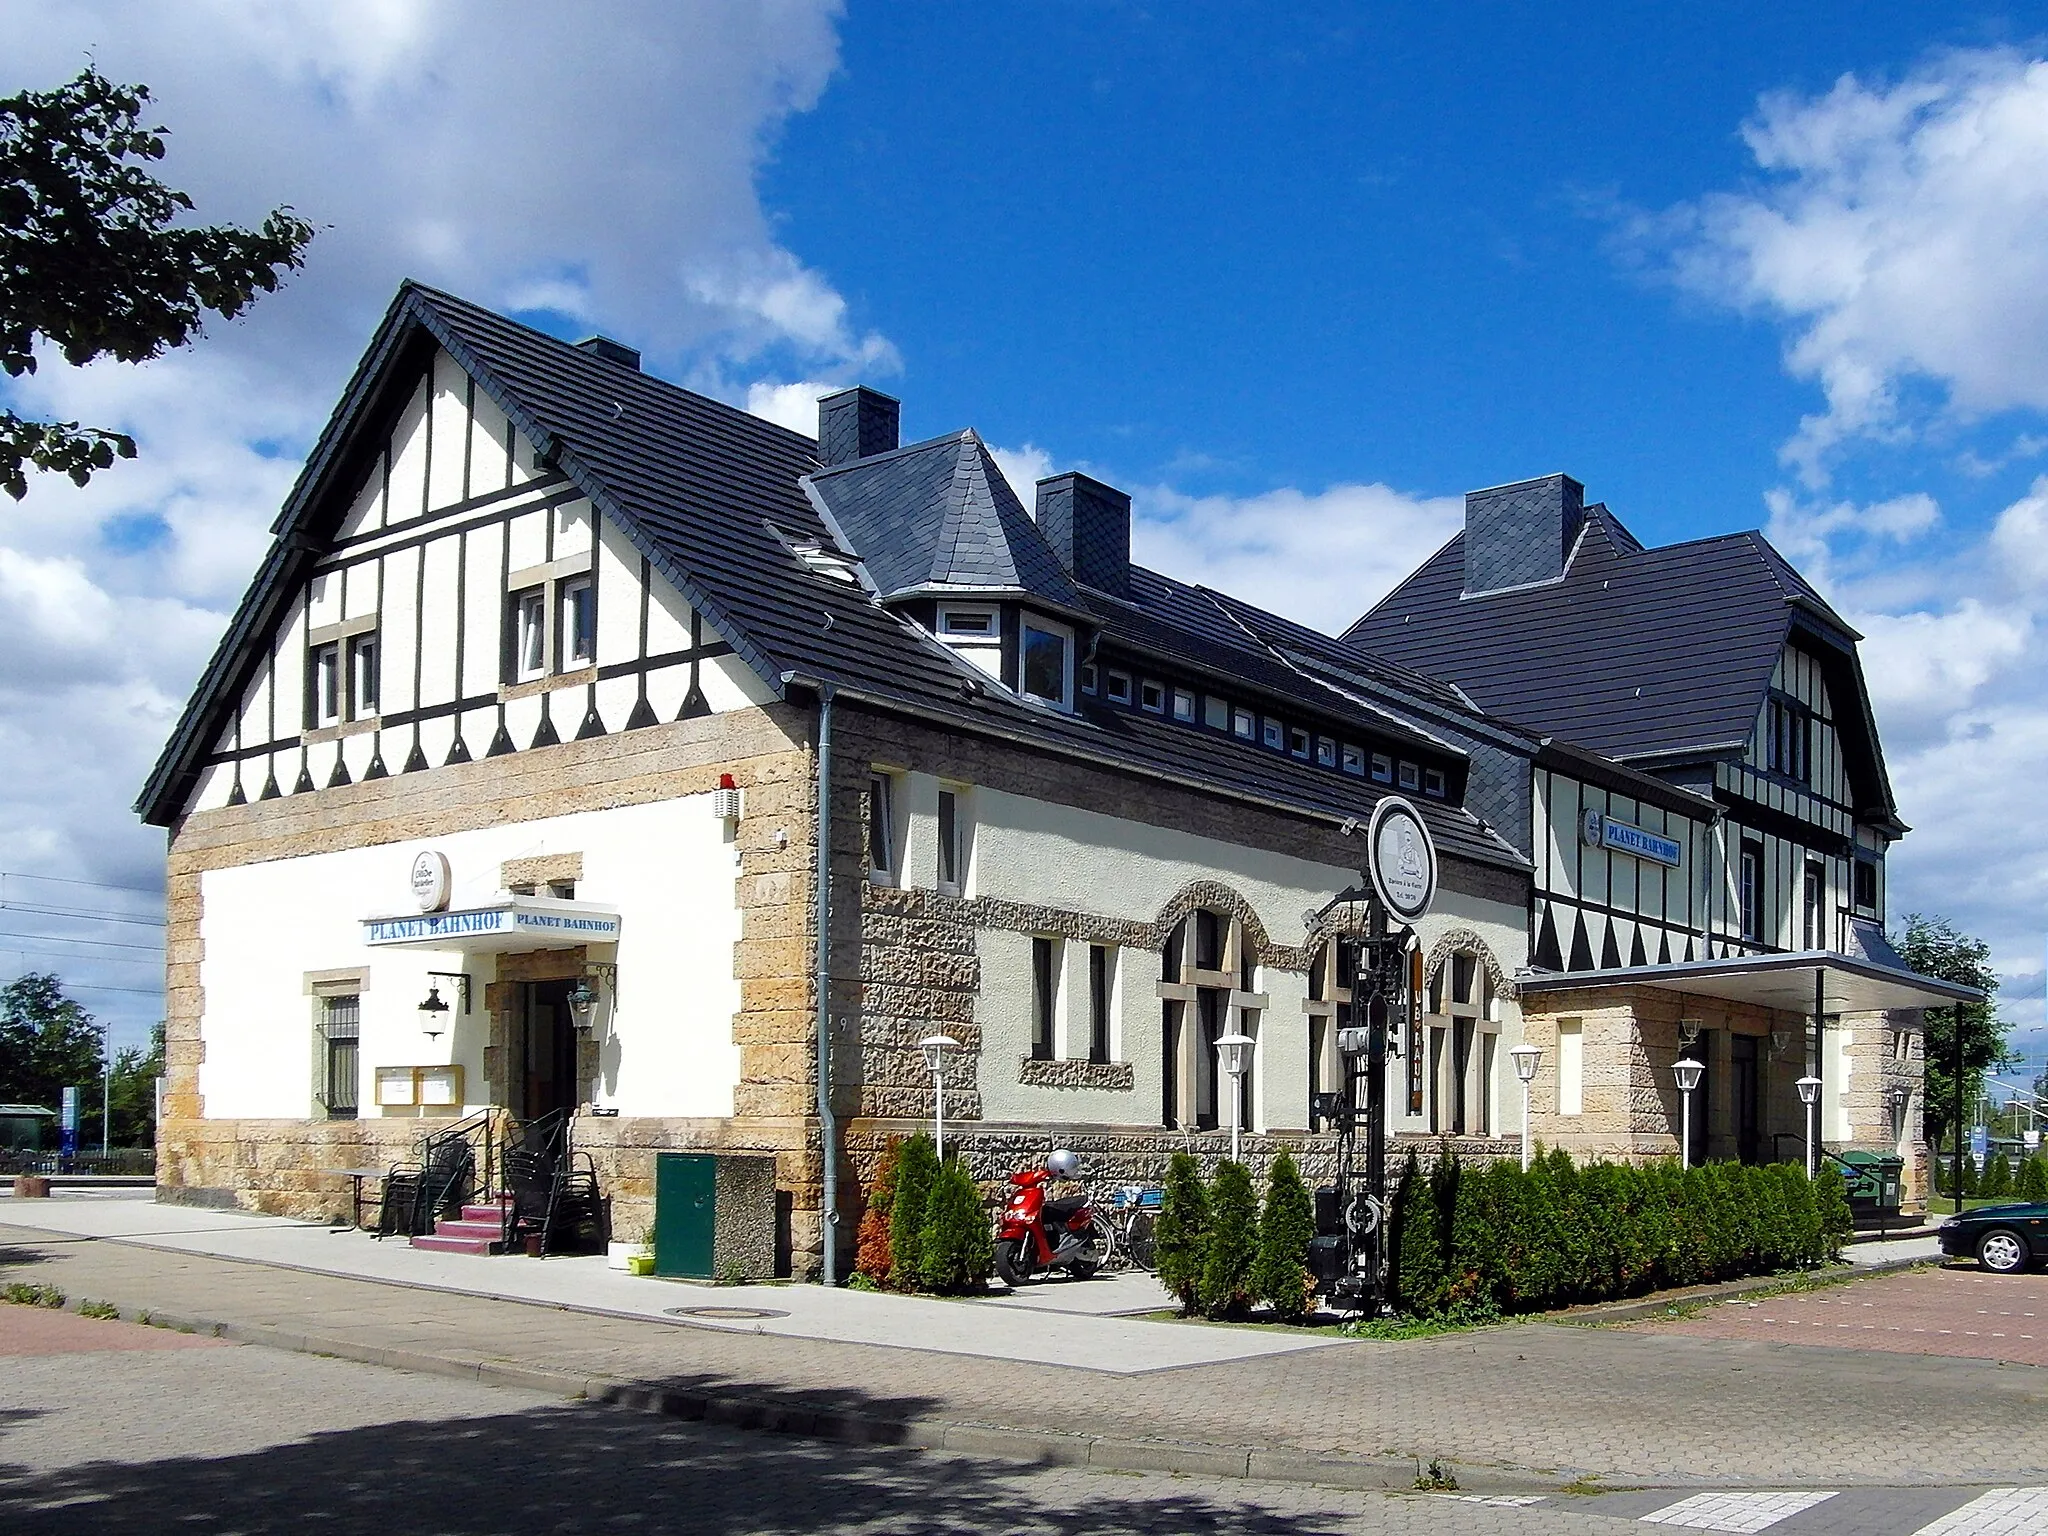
4, 1200, 2044, 1493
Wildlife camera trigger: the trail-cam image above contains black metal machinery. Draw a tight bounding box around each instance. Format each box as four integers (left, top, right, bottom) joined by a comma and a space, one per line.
1307, 904, 1420, 1312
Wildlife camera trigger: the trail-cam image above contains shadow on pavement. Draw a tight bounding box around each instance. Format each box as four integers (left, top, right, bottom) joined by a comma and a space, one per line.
0, 1384, 1356, 1536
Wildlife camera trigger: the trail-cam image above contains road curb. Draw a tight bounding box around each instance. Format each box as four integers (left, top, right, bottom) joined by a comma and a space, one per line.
76, 1297, 1562, 1496
1560, 1254, 1937, 1325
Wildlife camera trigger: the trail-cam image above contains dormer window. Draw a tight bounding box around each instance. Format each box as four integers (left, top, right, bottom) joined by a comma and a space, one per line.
1020, 617, 1074, 710
1140, 680, 1165, 713
1371, 753, 1394, 784
1289, 727, 1311, 760
1080, 663, 1098, 695
1341, 745, 1364, 776
1424, 767, 1447, 798
938, 606, 996, 638
1172, 689, 1196, 722
1398, 761, 1421, 791
1105, 670, 1133, 705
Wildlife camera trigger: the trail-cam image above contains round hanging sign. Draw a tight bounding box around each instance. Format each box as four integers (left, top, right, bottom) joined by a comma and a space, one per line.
1367, 795, 1437, 923
410, 850, 452, 913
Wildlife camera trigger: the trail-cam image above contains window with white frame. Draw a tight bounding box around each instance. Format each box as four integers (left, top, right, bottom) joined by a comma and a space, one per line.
510, 586, 547, 681
1204, 695, 1228, 729
1316, 737, 1336, 767
938, 606, 996, 640
560, 575, 596, 668
1341, 744, 1365, 776
1370, 753, 1393, 783
1423, 767, 1447, 798
1398, 761, 1421, 791
867, 771, 899, 882
1172, 688, 1195, 722
347, 633, 379, 719
1427, 950, 1495, 1137
309, 641, 342, 727
1105, 669, 1132, 704
1140, 679, 1165, 713
1304, 939, 1356, 1123
1232, 707, 1256, 740
1262, 718, 1284, 750
1020, 618, 1074, 708
1289, 727, 1311, 760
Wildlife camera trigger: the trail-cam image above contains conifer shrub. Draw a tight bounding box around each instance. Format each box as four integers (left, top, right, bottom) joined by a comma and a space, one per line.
1983, 1152, 2014, 1199
2019, 1154, 2048, 1203
1394, 1149, 1453, 1315
854, 1136, 903, 1287
1813, 1162, 1854, 1251
916, 1156, 994, 1294
888, 1132, 938, 1290
1154, 1150, 1210, 1315
1200, 1159, 1259, 1320
1251, 1149, 1316, 1321
1385, 1149, 1426, 1307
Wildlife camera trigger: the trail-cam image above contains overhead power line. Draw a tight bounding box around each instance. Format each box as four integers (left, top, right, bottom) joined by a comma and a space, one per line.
0, 901, 167, 929
0, 870, 164, 897
1, 975, 163, 998
0, 929, 164, 954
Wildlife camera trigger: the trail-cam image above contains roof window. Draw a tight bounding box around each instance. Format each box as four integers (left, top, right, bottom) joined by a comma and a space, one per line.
792, 541, 861, 584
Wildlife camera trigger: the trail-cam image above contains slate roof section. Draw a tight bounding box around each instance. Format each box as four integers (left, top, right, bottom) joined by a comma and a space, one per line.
1345, 508, 1840, 764
807, 430, 1084, 608
139, 283, 1522, 872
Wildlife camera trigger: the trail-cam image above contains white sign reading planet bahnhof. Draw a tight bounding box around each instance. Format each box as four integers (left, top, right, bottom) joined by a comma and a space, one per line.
363, 900, 623, 950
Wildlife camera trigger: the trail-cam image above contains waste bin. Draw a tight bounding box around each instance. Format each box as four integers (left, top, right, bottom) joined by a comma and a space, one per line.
653, 1152, 776, 1280
1836, 1150, 1905, 1225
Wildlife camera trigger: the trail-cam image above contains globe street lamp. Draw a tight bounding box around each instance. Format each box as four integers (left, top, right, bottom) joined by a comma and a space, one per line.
1508, 1044, 1542, 1171
1216, 1031, 1255, 1163
1672, 1057, 1705, 1169
1796, 1074, 1822, 1178
919, 1034, 960, 1160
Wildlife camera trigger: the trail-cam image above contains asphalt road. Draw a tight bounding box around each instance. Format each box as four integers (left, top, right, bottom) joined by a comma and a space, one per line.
3, 1303, 2045, 1536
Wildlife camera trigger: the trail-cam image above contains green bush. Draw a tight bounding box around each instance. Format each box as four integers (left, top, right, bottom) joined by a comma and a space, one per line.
2019, 1154, 2048, 1203
887, 1133, 939, 1290
916, 1157, 993, 1294
1983, 1152, 2013, 1198
1390, 1153, 1847, 1322
1251, 1150, 1315, 1321
1200, 1159, 1258, 1320
1154, 1150, 1209, 1315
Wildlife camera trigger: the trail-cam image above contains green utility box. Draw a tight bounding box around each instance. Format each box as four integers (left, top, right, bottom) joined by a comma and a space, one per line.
653, 1152, 777, 1280
1837, 1150, 1905, 1223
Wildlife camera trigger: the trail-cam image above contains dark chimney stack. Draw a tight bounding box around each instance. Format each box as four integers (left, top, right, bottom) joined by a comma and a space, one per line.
817, 386, 900, 466
1035, 471, 1131, 598
576, 336, 641, 371
1463, 473, 1586, 595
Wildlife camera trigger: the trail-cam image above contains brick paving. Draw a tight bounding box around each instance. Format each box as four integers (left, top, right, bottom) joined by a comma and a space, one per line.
1, 1301, 228, 1357
1630, 1267, 2048, 1369
4, 1225, 2047, 1489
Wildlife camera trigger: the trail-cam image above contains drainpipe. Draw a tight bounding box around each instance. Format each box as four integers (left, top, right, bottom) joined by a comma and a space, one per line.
814, 684, 839, 1285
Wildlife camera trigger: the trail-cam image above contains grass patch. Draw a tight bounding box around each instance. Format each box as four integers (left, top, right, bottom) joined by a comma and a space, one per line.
3, 1282, 65, 1308
77, 1300, 120, 1321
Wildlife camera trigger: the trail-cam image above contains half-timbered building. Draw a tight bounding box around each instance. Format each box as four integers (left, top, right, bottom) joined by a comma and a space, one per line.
142, 288, 1962, 1274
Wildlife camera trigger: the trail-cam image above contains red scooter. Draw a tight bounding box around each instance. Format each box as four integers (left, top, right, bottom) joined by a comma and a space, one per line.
993, 1149, 1107, 1286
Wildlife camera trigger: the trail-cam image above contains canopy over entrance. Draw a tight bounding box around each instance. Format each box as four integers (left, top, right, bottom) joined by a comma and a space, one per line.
1518, 949, 1978, 1016
360, 895, 621, 953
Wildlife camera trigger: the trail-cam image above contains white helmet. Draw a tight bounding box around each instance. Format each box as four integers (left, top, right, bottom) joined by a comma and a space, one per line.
1045, 1148, 1081, 1178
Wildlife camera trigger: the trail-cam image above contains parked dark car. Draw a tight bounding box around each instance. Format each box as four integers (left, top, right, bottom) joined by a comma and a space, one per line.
1939, 1201, 2048, 1273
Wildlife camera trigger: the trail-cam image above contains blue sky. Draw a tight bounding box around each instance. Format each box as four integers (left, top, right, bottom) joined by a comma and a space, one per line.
1, 3, 2044, 1068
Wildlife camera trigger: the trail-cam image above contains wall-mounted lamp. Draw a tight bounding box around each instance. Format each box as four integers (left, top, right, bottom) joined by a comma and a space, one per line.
1677, 1018, 1704, 1050
418, 971, 471, 1040
569, 962, 618, 1034
1769, 1030, 1792, 1059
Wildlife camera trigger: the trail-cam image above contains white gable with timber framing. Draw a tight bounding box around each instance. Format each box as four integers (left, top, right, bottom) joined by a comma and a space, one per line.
183, 348, 774, 817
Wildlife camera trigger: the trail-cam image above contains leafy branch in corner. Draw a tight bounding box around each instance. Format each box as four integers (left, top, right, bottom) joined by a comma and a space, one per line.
0, 66, 315, 498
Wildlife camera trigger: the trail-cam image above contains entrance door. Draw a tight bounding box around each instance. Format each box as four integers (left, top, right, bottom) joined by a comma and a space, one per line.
516, 979, 580, 1121
1732, 1035, 1761, 1164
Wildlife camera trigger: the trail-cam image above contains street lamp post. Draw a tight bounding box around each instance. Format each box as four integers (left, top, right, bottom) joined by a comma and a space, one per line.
1673, 1057, 1705, 1170
1216, 1032, 1254, 1163
1796, 1074, 1822, 1178
919, 1034, 960, 1160
1508, 1044, 1542, 1171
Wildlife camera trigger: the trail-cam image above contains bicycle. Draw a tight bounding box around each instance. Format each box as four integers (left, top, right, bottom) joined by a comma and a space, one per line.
1102, 1183, 1162, 1272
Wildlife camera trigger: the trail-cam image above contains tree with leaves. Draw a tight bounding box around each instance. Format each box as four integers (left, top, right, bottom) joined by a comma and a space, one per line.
1, 67, 315, 498
0, 973, 103, 1145
1893, 915, 2009, 1177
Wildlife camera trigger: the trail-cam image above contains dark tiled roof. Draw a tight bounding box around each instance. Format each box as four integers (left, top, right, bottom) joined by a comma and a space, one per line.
807, 431, 1083, 607
1342, 508, 1850, 765
140, 284, 1522, 872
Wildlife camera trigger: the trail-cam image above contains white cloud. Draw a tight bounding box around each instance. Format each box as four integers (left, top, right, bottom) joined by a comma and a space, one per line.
1133, 481, 1460, 635
744, 379, 838, 438
0, 0, 868, 1045
989, 444, 1056, 505
1659, 49, 2048, 484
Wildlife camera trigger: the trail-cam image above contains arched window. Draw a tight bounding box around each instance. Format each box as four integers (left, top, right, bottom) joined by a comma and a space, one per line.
1156, 907, 1261, 1131
1425, 949, 1497, 1136
1303, 941, 1357, 1118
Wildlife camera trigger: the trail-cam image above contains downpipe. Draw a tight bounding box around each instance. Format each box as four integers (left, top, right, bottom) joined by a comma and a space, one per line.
815, 685, 839, 1285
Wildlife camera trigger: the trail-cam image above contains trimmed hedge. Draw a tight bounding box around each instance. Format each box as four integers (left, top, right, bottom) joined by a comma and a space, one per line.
1154, 1150, 1209, 1316
1200, 1159, 1258, 1320
1251, 1150, 1316, 1322
1392, 1147, 1851, 1319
